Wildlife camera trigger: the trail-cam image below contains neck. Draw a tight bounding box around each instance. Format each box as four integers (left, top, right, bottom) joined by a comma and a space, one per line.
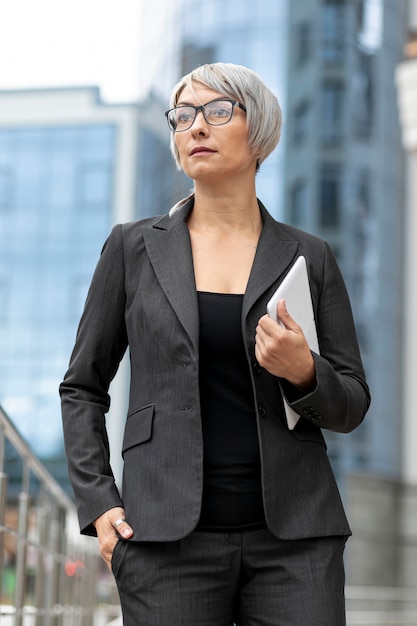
190, 184, 262, 234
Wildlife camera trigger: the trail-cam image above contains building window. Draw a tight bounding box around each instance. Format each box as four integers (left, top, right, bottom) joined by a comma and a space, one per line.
0, 278, 9, 322
290, 180, 308, 227
356, 169, 371, 215
0, 168, 14, 210
293, 101, 311, 145
79, 163, 112, 210
0, 122, 116, 458
321, 81, 344, 145
320, 167, 341, 228
70, 276, 91, 319
353, 52, 374, 138
181, 42, 215, 76
321, 0, 346, 64
294, 22, 312, 66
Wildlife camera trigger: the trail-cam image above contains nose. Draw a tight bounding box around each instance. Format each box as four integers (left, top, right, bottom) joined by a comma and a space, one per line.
191, 108, 209, 134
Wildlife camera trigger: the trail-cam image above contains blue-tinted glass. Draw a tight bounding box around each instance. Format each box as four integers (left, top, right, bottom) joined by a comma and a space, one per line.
291, 181, 308, 226
0, 278, 9, 320
0, 168, 13, 209
294, 101, 311, 144
320, 168, 341, 228
321, 3, 345, 62
0, 129, 10, 156
47, 152, 77, 208
79, 164, 112, 209
321, 81, 344, 144
0, 123, 116, 455
47, 127, 80, 152
82, 125, 115, 159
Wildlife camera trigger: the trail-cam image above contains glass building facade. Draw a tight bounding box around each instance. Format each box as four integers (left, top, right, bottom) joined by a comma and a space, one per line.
0, 123, 115, 455
146, 0, 407, 481
0, 86, 185, 475
178, 1, 289, 220
0, 1, 409, 492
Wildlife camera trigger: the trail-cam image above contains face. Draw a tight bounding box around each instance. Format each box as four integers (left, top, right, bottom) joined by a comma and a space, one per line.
173, 82, 256, 184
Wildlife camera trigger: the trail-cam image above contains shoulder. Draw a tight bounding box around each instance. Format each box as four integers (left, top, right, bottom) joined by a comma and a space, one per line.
259, 203, 339, 289
102, 214, 167, 251
121, 214, 167, 237
260, 202, 330, 254
276, 221, 328, 250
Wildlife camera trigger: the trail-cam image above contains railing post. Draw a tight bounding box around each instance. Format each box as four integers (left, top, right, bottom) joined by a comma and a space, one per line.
55, 510, 69, 626
82, 551, 98, 626
0, 422, 6, 603
34, 505, 48, 626
0, 471, 8, 603
14, 489, 30, 626
45, 515, 61, 626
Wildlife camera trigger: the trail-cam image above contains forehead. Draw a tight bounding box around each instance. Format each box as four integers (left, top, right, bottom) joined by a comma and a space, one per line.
176, 82, 226, 105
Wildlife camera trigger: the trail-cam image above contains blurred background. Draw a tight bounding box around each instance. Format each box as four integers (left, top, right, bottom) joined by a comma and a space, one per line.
1, 0, 417, 619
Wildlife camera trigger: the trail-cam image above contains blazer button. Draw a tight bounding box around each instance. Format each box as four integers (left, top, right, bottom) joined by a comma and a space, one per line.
258, 404, 266, 418
252, 361, 262, 376
303, 407, 321, 420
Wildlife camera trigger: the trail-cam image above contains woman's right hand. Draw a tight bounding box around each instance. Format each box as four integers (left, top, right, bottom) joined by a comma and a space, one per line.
93, 506, 134, 569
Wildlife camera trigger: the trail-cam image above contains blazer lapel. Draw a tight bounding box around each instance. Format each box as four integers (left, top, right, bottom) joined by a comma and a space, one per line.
143, 197, 300, 347
142, 198, 199, 351
243, 202, 299, 318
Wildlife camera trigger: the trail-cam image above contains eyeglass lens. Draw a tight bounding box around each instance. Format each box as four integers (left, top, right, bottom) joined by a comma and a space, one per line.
167, 100, 235, 131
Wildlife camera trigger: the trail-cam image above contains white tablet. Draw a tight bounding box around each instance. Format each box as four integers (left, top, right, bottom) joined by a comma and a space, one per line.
267, 255, 319, 354
266, 255, 319, 429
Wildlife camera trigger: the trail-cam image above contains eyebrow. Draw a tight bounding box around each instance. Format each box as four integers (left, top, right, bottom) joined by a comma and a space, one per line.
175, 97, 229, 107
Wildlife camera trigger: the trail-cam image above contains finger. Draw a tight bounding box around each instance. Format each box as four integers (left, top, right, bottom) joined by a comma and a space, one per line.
112, 517, 134, 539
256, 314, 283, 337
276, 299, 299, 330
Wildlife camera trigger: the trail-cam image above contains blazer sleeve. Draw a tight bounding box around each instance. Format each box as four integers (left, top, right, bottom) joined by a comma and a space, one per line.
59, 224, 128, 535
280, 241, 370, 433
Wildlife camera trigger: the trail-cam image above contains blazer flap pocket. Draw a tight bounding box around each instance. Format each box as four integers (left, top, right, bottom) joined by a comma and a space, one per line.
122, 404, 155, 456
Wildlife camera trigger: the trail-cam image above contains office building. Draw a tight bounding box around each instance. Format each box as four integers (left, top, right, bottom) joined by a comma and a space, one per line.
0, 86, 181, 479
140, 0, 410, 585
166, 0, 407, 482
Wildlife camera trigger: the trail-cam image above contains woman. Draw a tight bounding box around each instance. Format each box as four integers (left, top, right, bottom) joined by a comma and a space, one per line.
60, 63, 370, 625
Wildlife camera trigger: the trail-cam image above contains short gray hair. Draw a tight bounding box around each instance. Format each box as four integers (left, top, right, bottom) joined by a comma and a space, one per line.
168, 62, 282, 172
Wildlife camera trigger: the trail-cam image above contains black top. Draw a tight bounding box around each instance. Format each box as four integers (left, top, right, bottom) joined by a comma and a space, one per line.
196, 291, 266, 531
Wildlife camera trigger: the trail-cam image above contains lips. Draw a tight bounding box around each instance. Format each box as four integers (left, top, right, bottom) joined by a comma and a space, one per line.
190, 146, 216, 156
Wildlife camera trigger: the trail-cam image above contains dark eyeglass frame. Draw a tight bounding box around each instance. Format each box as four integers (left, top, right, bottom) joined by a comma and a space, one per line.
165, 98, 247, 132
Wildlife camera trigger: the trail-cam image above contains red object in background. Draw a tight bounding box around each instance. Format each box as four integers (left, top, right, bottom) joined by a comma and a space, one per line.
65, 560, 85, 576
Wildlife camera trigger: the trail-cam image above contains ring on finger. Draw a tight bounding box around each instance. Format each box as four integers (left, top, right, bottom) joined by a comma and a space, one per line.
113, 518, 126, 529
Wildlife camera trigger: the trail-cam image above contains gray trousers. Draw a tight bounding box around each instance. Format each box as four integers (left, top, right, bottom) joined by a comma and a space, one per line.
111, 527, 347, 626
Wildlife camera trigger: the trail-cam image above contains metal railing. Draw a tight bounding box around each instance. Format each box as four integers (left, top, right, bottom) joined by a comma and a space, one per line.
0, 404, 119, 626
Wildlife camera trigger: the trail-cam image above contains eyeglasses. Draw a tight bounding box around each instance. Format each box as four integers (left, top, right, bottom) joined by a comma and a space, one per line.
165, 98, 247, 132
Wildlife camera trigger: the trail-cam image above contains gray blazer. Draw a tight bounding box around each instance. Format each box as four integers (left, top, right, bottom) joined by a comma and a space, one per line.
60, 197, 370, 541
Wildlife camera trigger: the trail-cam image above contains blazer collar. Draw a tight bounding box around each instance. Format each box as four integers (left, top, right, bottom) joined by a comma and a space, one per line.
143, 195, 299, 348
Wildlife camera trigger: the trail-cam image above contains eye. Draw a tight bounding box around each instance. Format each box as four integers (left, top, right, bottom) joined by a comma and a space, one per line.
207, 104, 231, 118
176, 108, 194, 124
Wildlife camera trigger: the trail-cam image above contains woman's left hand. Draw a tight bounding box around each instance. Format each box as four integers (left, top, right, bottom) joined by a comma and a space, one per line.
255, 299, 316, 392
